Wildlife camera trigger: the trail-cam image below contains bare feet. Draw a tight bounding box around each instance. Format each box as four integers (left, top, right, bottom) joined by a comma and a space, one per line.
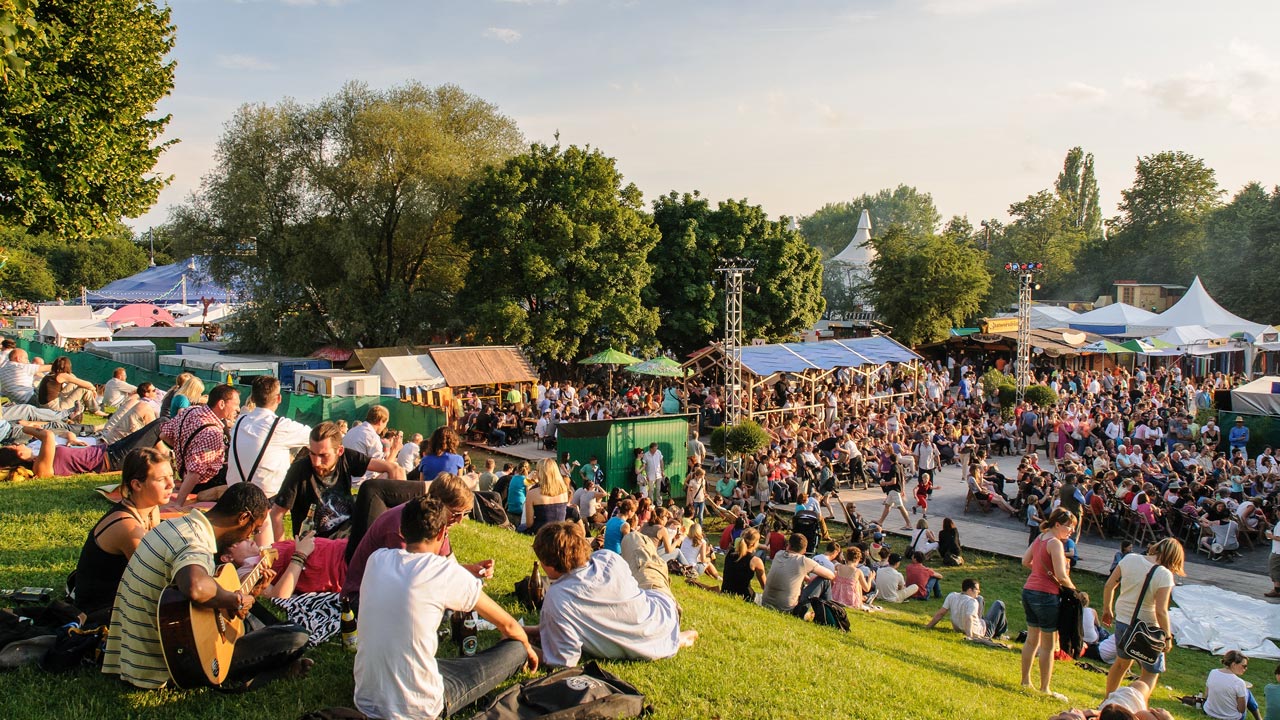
678, 630, 698, 649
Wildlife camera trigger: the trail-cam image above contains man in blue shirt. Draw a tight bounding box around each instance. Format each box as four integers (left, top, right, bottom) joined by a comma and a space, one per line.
1228, 417, 1251, 460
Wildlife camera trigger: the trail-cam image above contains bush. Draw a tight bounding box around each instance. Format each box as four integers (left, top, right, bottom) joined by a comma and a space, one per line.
980, 367, 1014, 398
1023, 384, 1058, 408
709, 425, 727, 456
725, 420, 770, 457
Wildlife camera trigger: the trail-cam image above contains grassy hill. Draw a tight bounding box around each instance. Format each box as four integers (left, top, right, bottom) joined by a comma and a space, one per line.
0, 475, 1272, 720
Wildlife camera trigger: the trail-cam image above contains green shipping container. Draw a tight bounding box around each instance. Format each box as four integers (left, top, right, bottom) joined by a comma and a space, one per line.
556, 414, 695, 498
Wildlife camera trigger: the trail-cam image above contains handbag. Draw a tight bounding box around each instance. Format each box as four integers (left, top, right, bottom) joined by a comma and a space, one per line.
1117, 565, 1168, 666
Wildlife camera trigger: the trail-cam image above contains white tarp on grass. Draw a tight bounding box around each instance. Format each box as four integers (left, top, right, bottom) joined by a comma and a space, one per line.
1169, 584, 1280, 660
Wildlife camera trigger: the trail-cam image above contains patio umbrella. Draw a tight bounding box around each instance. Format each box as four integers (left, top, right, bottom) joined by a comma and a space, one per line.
578, 348, 642, 396
106, 303, 176, 328
1079, 339, 1131, 354
1120, 339, 1155, 354
626, 356, 689, 378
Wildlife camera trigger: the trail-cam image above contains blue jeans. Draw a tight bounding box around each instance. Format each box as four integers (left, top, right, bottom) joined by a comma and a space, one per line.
789, 577, 832, 617
982, 599, 1008, 639
692, 501, 705, 524
924, 576, 942, 599
440, 639, 529, 716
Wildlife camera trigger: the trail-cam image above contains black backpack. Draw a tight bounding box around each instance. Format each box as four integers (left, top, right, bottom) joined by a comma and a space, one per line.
471, 662, 650, 720
809, 598, 851, 633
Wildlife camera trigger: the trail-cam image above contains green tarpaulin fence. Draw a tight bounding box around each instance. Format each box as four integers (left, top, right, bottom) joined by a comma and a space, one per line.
3, 334, 446, 439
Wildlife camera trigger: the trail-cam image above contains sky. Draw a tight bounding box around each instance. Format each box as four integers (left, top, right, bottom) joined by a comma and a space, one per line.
131, 0, 1280, 235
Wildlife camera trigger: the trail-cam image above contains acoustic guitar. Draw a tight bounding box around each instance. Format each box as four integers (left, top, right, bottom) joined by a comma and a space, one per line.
156, 548, 277, 688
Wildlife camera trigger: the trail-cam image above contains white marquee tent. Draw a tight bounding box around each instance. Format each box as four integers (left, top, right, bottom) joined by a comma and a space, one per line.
39, 319, 113, 347
1068, 303, 1159, 335
1231, 375, 1280, 416
1131, 276, 1271, 339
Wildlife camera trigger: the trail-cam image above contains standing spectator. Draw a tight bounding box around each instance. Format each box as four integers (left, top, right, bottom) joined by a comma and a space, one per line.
505, 462, 530, 530
225, 376, 312, 545
1228, 417, 1250, 461
1020, 508, 1078, 701
101, 367, 137, 410
1100, 537, 1184, 697
1266, 518, 1280, 599
0, 348, 50, 404
685, 466, 707, 523
344, 406, 392, 485
687, 432, 705, 470
642, 442, 664, 501
161, 384, 241, 506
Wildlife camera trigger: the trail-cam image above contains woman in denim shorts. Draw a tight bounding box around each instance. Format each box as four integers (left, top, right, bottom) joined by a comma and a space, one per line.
1100, 537, 1185, 697
1021, 508, 1078, 701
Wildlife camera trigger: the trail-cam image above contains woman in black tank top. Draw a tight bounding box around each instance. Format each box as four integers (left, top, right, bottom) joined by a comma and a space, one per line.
72, 449, 173, 616
720, 527, 766, 601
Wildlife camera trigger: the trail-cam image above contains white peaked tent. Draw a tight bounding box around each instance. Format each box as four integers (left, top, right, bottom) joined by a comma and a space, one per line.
1231, 376, 1280, 416
1068, 303, 1159, 335
178, 303, 235, 326
39, 319, 113, 347
1151, 324, 1235, 356
1134, 277, 1271, 339
995, 305, 1079, 330
827, 210, 875, 266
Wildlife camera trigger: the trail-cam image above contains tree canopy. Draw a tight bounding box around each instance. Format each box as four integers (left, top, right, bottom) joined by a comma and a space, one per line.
647, 192, 824, 354
799, 184, 941, 259
167, 81, 523, 353
0, 0, 174, 236
454, 143, 660, 365
867, 226, 990, 346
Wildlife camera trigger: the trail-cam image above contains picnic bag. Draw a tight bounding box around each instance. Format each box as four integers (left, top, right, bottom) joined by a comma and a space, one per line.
470, 661, 650, 720
809, 598, 850, 633
1117, 565, 1167, 666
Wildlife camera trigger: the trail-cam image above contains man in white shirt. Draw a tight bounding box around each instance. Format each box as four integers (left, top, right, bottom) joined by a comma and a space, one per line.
873, 553, 919, 603
641, 443, 664, 501
396, 433, 423, 474
226, 376, 312, 545
925, 578, 1007, 639
355, 495, 535, 720
344, 406, 391, 486
100, 367, 137, 409
0, 348, 49, 404
526, 522, 694, 667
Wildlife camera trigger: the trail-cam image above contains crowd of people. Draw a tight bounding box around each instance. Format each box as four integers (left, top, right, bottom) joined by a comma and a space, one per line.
2, 337, 1279, 719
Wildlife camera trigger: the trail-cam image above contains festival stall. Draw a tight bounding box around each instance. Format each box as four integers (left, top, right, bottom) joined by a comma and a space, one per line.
555, 414, 694, 496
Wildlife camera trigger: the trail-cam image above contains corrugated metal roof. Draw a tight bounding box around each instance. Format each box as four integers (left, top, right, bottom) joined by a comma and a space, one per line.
427, 346, 537, 387
738, 337, 920, 376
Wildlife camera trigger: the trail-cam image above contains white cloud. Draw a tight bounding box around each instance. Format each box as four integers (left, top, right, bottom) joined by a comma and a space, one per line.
919, 0, 1039, 17
483, 27, 523, 43
1037, 80, 1107, 106
1128, 38, 1280, 125
215, 53, 278, 71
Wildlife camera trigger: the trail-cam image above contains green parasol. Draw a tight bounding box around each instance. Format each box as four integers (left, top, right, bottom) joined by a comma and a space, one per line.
1079, 339, 1132, 354
626, 356, 689, 378
578, 348, 642, 366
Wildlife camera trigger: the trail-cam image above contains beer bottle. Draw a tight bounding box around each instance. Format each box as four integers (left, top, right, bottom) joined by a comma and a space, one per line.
340, 597, 358, 652
452, 610, 478, 657
298, 503, 317, 536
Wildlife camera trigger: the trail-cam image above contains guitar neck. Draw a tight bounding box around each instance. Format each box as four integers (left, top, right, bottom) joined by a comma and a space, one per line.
239, 548, 278, 594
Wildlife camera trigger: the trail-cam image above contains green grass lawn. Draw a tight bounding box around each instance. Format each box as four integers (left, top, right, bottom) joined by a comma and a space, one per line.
0, 475, 1274, 720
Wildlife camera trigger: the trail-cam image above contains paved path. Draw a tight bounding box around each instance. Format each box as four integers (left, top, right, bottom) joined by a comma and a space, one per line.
828, 453, 1275, 599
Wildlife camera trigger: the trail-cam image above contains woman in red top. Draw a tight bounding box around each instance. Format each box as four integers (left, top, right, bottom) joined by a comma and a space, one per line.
1020, 507, 1078, 701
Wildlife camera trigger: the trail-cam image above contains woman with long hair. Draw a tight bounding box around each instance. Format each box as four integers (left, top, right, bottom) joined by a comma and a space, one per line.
524, 458, 569, 534
720, 526, 766, 601
161, 373, 204, 417
1020, 507, 1078, 701
417, 427, 464, 480
678, 523, 721, 582
72, 449, 173, 617
0, 421, 165, 478
36, 355, 104, 417
1101, 537, 1185, 698
833, 546, 874, 609
938, 517, 964, 565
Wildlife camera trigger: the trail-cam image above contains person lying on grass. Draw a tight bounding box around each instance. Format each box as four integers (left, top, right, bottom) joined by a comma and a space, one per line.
0, 420, 166, 478
1046, 679, 1174, 720
356, 495, 536, 720
525, 521, 696, 667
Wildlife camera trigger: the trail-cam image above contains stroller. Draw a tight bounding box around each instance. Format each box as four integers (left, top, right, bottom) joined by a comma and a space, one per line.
793, 510, 821, 556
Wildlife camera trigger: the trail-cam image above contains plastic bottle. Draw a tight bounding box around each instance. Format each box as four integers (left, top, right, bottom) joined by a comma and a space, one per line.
340, 597, 358, 652
452, 611, 478, 657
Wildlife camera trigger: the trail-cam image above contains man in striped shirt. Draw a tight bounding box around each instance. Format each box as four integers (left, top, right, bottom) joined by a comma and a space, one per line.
103, 482, 310, 689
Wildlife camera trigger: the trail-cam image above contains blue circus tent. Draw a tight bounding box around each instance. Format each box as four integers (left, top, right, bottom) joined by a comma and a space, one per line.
85, 257, 235, 307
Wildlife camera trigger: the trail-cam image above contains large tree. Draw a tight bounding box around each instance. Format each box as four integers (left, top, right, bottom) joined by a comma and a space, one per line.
868, 227, 990, 346
0, 221, 146, 299
646, 192, 825, 354
1199, 183, 1280, 321
799, 184, 941, 259
0, 0, 174, 235
1055, 146, 1102, 238
454, 143, 660, 365
168, 82, 522, 353
0, 0, 43, 82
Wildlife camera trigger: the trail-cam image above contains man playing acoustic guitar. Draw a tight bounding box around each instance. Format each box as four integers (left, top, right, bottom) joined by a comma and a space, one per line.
102, 482, 312, 690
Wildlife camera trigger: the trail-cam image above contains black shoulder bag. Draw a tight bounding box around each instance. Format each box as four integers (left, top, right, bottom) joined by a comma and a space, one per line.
1117, 564, 1168, 666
